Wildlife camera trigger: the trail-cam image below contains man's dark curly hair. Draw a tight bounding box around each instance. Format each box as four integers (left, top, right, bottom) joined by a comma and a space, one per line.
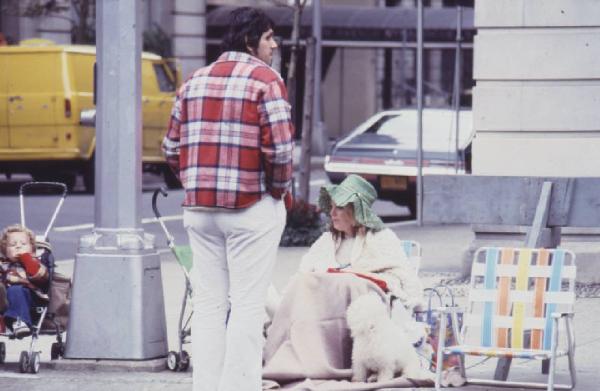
221, 7, 275, 54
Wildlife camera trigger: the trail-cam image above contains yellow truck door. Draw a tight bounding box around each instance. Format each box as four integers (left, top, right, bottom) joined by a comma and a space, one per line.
7, 51, 59, 148
0, 54, 8, 148
141, 59, 176, 163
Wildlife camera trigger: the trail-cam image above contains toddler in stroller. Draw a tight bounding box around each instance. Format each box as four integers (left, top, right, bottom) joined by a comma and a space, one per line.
0, 224, 49, 338
0, 181, 70, 373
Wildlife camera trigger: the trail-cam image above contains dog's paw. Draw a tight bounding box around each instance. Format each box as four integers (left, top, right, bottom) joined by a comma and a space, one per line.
376, 368, 395, 382
366, 374, 378, 383
351, 365, 368, 383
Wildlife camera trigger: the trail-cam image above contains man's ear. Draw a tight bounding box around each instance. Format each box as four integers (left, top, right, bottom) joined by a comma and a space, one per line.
245, 36, 255, 55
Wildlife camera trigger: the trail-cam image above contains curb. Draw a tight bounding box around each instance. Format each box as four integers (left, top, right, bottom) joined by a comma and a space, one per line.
46, 357, 167, 372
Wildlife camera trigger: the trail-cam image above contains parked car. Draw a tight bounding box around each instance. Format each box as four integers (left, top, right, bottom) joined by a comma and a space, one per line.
324, 108, 473, 217
0, 39, 180, 192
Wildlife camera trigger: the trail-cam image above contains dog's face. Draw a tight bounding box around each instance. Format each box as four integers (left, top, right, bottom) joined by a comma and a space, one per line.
346, 292, 388, 336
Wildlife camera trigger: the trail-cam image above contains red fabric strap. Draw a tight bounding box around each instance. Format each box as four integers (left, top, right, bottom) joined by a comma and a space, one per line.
326, 268, 389, 292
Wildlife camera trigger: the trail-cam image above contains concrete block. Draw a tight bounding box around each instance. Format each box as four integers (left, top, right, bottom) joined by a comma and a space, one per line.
473, 81, 600, 132
174, 0, 205, 14
173, 36, 206, 58
472, 133, 600, 176
475, 0, 600, 28
173, 14, 206, 35
474, 29, 600, 80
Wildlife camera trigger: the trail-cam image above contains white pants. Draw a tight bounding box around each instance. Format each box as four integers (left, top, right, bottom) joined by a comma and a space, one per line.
184, 196, 286, 391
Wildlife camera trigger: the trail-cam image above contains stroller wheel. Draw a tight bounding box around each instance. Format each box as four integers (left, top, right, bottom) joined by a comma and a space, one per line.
51, 343, 60, 360
29, 352, 41, 374
167, 351, 180, 371
178, 350, 190, 372
0, 342, 5, 364
19, 351, 29, 373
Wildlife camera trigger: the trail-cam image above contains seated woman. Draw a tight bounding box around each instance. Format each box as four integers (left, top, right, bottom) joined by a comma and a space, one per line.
263, 175, 426, 386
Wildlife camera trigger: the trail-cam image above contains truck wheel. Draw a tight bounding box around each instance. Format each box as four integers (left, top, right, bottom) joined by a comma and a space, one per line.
83, 157, 95, 194
163, 166, 182, 189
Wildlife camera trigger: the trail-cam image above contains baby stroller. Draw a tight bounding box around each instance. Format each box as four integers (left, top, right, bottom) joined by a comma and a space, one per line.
0, 182, 69, 373
152, 188, 192, 372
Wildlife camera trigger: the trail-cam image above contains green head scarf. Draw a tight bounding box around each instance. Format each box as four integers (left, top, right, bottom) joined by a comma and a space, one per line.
318, 174, 385, 231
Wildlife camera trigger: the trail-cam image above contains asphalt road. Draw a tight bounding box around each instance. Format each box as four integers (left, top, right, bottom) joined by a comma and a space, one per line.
0, 169, 412, 262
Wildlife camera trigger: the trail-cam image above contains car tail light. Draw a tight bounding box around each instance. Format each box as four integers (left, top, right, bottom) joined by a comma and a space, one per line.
64, 98, 72, 118
329, 156, 355, 163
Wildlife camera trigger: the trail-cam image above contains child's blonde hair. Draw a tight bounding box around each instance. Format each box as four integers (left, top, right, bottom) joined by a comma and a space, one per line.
0, 224, 36, 257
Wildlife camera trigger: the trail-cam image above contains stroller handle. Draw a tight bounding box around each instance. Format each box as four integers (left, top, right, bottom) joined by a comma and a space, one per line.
152, 187, 169, 220
19, 182, 68, 241
152, 187, 175, 246
19, 181, 68, 198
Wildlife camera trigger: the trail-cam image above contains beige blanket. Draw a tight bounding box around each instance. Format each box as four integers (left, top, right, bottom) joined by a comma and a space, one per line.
262, 273, 434, 390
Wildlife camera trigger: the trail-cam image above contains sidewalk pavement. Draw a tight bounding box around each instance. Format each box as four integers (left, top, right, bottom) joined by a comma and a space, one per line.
1, 223, 598, 390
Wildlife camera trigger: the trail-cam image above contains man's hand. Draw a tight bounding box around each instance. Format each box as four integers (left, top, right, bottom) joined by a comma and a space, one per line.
284, 191, 294, 211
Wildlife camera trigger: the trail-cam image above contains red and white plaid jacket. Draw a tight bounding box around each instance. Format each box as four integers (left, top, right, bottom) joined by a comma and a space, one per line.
162, 51, 294, 209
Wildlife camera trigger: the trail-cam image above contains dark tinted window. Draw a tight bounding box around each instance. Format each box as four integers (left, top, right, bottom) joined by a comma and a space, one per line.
153, 63, 175, 92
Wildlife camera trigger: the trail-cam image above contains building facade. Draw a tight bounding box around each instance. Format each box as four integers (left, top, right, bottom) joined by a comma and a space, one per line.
472, 0, 600, 177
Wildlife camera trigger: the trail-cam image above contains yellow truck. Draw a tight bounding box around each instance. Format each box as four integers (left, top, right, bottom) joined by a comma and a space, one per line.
0, 39, 179, 192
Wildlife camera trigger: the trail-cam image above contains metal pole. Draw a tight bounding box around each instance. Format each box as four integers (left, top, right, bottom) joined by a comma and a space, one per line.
66, 0, 167, 361
311, 0, 325, 156
95, 5, 141, 229
299, 38, 316, 202
416, 0, 424, 226
453, 6, 463, 173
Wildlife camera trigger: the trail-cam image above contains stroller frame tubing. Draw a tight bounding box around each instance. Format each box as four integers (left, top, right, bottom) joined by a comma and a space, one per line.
19, 182, 67, 242
152, 188, 192, 357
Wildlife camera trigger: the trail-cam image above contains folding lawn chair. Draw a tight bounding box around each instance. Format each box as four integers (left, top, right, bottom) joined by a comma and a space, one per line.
434, 247, 577, 391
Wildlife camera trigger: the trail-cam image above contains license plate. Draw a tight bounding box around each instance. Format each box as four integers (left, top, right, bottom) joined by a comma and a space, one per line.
380, 176, 408, 191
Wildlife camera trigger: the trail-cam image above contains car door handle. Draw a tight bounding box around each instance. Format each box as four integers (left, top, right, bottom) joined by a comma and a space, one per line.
8, 95, 23, 102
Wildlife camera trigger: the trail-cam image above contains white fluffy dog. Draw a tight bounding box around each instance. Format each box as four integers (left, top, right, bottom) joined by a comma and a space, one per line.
346, 292, 422, 383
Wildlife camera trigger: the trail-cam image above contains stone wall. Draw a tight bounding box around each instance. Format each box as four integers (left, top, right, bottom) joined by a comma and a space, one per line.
472, 0, 600, 176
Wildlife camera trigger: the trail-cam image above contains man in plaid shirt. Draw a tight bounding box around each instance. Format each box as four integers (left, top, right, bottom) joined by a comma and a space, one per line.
162, 7, 293, 391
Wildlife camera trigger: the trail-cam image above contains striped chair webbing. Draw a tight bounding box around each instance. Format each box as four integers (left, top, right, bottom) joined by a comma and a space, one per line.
400, 240, 421, 273
401, 240, 421, 258
469, 247, 575, 352
544, 249, 565, 350
531, 249, 549, 350
480, 248, 499, 347
496, 248, 514, 348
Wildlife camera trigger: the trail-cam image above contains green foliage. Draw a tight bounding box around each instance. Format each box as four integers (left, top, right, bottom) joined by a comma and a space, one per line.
280, 199, 326, 247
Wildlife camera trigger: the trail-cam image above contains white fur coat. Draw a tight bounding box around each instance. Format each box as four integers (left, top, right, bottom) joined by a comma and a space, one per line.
298, 229, 425, 310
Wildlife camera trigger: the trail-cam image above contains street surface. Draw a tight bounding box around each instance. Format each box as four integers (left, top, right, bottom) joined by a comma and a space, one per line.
0, 168, 412, 263
1, 169, 597, 390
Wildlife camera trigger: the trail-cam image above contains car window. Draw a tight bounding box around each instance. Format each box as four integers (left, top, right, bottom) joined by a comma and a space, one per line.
153, 63, 175, 92
366, 110, 472, 149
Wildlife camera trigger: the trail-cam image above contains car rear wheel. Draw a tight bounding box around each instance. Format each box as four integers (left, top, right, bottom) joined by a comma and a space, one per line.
390, 186, 417, 219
